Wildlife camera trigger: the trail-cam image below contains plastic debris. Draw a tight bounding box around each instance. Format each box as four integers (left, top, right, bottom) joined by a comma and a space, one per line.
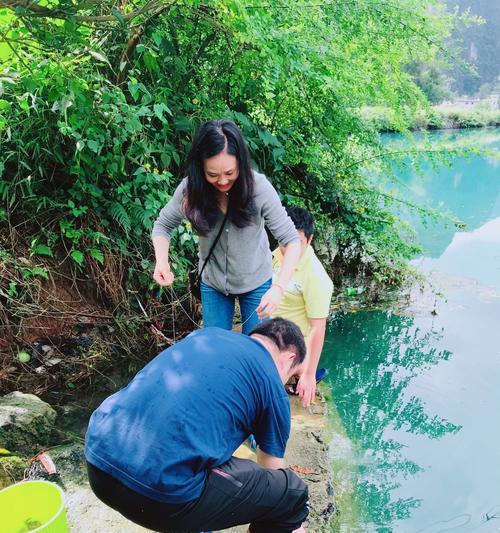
35, 452, 57, 475
290, 465, 321, 475
16, 351, 31, 363
344, 287, 364, 296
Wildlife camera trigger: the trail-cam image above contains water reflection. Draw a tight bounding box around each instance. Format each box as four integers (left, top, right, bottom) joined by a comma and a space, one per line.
417, 216, 500, 290
381, 129, 500, 258
328, 129, 500, 532
324, 311, 461, 529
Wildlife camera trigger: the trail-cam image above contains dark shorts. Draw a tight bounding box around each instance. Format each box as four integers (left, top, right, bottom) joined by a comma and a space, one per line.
87, 456, 309, 533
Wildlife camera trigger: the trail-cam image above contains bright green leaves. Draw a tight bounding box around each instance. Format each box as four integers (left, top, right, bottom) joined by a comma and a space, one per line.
89, 248, 104, 264
152, 32, 163, 47
153, 103, 172, 123
0, 99, 10, 112
31, 244, 53, 257
0, 98, 10, 130
70, 250, 84, 265
0, 0, 463, 292
86, 139, 99, 153
51, 95, 74, 114
143, 51, 159, 73
109, 202, 131, 232
67, 199, 88, 217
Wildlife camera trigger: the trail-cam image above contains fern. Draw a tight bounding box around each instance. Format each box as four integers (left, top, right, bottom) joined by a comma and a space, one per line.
109, 202, 131, 232
129, 202, 150, 228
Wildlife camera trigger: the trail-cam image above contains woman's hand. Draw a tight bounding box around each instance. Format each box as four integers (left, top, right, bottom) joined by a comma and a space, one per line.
256, 284, 284, 319
153, 261, 174, 286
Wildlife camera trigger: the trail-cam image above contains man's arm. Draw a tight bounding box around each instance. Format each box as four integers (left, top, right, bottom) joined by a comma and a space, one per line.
296, 318, 327, 408
256, 449, 285, 470
256, 450, 307, 533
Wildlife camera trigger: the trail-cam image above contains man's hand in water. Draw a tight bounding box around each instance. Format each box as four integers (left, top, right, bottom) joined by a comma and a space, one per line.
256, 284, 284, 319
296, 371, 316, 408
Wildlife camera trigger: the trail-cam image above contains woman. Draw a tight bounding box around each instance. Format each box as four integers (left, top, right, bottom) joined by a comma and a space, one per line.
152, 119, 300, 334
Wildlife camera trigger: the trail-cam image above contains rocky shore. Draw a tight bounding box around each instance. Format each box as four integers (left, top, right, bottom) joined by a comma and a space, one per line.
0, 391, 335, 532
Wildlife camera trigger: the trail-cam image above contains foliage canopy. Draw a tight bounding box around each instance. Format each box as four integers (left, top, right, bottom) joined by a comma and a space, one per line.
0, 0, 463, 345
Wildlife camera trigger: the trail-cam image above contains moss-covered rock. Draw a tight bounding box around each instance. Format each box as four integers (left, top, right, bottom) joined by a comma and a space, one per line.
0, 392, 57, 454
0, 456, 28, 489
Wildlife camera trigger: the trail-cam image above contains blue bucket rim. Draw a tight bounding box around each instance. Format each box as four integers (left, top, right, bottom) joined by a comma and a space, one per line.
0, 479, 66, 532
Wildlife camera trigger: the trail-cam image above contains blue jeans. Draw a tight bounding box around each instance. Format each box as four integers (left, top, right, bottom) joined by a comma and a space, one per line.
200, 279, 272, 335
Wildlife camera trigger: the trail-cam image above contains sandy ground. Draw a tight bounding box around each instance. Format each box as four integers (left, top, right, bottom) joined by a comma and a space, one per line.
53, 395, 334, 533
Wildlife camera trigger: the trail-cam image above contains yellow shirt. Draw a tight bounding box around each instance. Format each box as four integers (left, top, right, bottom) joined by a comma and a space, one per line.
272, 246, 334, 339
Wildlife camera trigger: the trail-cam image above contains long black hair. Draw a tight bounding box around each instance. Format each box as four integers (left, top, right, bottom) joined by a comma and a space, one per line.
183, 119, 256, 235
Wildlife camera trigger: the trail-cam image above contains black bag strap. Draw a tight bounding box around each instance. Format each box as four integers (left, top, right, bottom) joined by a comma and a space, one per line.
197, 208, 230, 281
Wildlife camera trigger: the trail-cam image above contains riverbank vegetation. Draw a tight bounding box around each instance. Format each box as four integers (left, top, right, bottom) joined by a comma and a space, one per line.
360, 105, 500, 132
0, 1, 471, 395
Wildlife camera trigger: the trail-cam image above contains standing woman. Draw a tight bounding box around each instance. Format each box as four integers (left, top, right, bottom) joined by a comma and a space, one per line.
152, 119, 301, 334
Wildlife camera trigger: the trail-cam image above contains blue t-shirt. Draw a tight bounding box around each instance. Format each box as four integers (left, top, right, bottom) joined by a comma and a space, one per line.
84, 327, 290, 504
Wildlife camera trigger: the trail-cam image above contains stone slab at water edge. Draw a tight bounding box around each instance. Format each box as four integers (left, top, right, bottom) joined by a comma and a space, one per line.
0, 391, 56, 454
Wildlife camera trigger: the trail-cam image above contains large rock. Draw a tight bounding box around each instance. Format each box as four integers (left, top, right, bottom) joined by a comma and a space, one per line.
0, 392, 57, 454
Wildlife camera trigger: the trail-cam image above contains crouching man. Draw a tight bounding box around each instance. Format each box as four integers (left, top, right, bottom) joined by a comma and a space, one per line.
84, 318, 309, 533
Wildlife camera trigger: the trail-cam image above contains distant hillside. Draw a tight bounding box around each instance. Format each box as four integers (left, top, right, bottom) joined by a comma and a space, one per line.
447, 0, 500, 95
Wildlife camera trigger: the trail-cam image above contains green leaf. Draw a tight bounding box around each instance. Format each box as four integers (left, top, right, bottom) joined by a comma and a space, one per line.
258, 130, 281, 147
30, 266, 49, 279
154, 103, 171, 122
0, 99, 10, 112
32, 244, 53, 257
125, 116, 142, 134
110, 203, 131, 231
143, 52, 159, 72
89, 50, 109, 64
51, 96, 73, 113
87, 140, 99, 153
160, 153, 171, 168
136, 106, 151, 117
112, 8, 126, 26
152, 32, 162, 47
71, 250, 85, 265
128, 83, 139, 101
90, 248, 104, 264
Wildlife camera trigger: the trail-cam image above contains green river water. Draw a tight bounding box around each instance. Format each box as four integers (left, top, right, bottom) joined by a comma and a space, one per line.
322, 129, 500, 532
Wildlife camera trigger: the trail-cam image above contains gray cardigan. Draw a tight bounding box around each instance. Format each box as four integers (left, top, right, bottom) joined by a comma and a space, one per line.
152, 171, 299, 295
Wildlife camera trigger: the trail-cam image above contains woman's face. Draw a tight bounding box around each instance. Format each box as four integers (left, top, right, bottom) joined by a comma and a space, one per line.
203, 149, 239, 194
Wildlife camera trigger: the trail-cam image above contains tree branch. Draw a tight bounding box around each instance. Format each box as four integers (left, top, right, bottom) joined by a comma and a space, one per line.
0, 0, 172, 24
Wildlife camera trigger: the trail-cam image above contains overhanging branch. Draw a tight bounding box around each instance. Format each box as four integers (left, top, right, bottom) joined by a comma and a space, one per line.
0, 0, 173, 23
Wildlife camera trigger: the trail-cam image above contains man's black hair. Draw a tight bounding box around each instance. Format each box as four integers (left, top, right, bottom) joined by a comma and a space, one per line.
249, 318, 306, 367
286, 206, 314, 240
